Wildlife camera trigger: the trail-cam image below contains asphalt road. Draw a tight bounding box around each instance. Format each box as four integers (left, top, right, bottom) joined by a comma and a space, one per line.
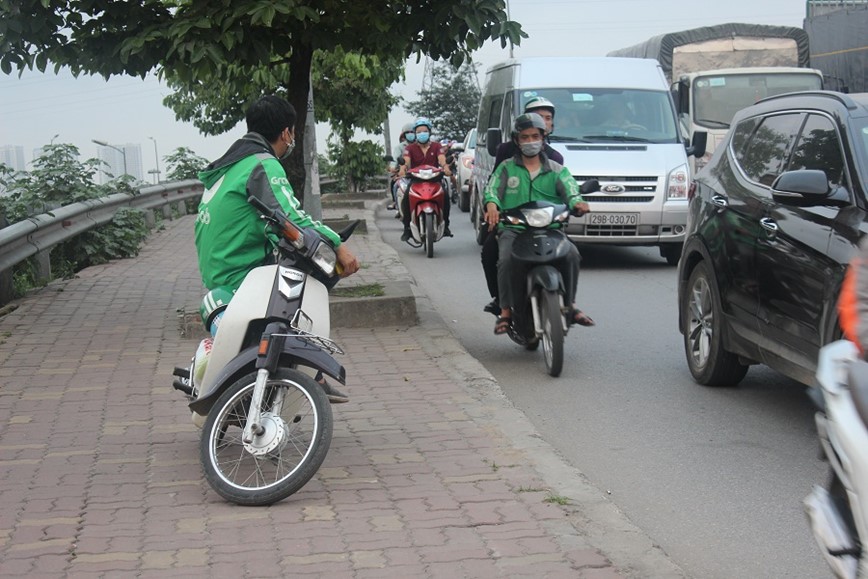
377, 203, 831, 579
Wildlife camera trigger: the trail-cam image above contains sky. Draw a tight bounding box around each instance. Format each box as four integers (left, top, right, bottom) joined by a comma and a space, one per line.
0, 0, 811, 180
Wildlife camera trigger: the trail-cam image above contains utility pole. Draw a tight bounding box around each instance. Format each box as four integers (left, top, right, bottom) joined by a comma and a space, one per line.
302, 78, 323, 220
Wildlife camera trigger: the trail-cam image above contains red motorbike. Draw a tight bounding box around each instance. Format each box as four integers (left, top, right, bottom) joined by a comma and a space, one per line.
405, 164, 447, 258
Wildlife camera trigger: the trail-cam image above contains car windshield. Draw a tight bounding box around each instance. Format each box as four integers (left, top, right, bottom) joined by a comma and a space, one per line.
520, 88, 680, 144
692, 72, 823, 129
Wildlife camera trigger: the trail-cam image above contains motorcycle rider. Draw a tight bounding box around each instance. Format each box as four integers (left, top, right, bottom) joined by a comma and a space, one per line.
195, 94, 359, 402
839, 235, 868, 357
482, 97, 568, 315
483, 113, 592, 335
398, 117, 453, 241
387, 123, 415, 211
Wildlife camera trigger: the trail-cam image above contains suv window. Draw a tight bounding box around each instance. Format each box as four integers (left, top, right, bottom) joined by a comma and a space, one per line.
740, 113, 804, 186
731, 117, 760, 166
787, 113, 846, 188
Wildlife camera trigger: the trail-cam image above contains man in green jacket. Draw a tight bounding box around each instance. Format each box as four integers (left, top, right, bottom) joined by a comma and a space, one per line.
195, 95, 359, 402
483, 113, 593, 335
196, 95, 358, 292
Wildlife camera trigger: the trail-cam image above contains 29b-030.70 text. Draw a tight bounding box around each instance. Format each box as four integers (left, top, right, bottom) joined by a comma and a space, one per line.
588, 213, 639, 226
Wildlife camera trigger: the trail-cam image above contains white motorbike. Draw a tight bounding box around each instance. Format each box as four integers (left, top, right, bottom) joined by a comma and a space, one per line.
805, 340, 868, 578
172, 196, 357, 506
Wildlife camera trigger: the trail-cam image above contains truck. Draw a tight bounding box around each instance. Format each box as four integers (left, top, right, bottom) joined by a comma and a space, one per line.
608, 23, 824, 171
804, 0, 868, 93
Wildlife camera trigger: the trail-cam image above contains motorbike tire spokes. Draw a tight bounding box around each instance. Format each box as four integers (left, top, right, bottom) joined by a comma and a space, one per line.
200, 368, 333, 506
541, 290, 564, 377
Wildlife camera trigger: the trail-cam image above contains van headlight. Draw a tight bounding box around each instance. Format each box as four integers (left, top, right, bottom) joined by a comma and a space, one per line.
667, 164, 689, 200
311, 243, 337, 275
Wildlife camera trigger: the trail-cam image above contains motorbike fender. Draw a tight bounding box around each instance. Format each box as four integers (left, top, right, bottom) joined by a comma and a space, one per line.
527, 265, 564, 295
189, 339, 346, 416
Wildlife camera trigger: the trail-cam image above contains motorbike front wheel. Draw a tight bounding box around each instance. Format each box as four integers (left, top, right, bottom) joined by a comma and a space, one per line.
540, 290, 564, 377
424, 212, 435, 258
200, 367, 333, 506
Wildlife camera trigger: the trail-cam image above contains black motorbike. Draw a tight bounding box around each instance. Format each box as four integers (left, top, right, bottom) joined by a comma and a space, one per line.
497, 179, 600, 377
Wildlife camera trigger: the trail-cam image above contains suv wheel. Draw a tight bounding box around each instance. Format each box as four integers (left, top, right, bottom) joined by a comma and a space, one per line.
683, 262, 748, 386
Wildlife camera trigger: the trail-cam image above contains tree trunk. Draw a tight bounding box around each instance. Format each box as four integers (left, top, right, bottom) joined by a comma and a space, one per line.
284, 45, 314, 208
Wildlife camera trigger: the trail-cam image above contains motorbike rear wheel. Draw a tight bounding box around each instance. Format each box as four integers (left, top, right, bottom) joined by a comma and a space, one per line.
540, 290, 564, 377
424, 212, 435, 258
200, 367, 333, 506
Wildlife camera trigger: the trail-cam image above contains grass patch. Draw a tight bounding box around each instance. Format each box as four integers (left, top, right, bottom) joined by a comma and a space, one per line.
516, 486, 546, 493
543, 494, 571, 505
330, 283, 385, 298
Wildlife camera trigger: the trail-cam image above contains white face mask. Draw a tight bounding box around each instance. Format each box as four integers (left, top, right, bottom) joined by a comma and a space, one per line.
520, 141, 543, 157
279, 135, 295, 160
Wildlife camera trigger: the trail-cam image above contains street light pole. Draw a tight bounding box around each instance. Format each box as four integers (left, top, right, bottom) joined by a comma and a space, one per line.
148, 136, 160, 184
91, 139, 127, 178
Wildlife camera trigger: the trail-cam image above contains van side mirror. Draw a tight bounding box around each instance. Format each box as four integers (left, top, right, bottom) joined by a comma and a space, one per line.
686, 131, 707, 159
486, 128, 502, 157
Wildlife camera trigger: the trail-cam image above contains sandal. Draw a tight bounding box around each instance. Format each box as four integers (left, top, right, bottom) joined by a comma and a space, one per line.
494, 316, 511, 335
570, 309, 596, 327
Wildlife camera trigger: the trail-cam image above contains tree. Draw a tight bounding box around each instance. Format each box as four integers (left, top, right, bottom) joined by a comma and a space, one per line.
406, 61, 482, 140
164, 147, 209, 181
0, 1, 525, 197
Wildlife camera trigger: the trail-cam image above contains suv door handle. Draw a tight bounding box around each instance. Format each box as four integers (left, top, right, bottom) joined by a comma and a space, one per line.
760, 217, 779, 234
711, 195, 728, 208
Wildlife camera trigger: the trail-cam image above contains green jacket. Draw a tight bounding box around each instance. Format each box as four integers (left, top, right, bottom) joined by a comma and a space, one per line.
195, 132, 340, 292
483, 153, 584, 230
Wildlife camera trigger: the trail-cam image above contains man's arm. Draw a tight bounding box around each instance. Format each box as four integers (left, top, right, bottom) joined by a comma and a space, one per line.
248, 158, 341, 247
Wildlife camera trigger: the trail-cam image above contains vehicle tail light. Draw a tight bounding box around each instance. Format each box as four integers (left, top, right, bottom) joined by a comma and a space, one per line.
688, 181, 697, 201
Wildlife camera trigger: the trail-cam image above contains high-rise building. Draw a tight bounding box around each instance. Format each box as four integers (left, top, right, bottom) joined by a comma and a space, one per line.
0, 146, 26, 172
95, 143, 144, 184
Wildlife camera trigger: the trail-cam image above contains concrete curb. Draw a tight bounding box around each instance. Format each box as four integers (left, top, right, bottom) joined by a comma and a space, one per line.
330, 280, 416, 328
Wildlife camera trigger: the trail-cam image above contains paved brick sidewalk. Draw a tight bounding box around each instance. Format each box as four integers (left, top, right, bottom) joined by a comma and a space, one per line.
0, 208, 684, 578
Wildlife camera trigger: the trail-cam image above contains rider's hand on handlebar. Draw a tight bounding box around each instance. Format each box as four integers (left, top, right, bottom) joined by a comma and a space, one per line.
336, 245, 360, 278
571, 201, 590, 217
484, 202, 500, 232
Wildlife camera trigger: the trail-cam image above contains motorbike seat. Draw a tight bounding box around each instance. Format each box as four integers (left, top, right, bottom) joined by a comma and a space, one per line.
847, 357, 868, 428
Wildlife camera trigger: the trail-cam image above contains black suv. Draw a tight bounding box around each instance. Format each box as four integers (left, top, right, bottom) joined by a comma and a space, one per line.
677, 91, 868, 387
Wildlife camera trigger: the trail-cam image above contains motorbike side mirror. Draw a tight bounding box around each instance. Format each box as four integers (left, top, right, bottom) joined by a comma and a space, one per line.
337, 219, 361, 242
486, 128, 502, 157
580, 179, 601, 195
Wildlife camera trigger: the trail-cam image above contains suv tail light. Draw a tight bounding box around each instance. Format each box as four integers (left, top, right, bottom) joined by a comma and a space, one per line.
688, 181, 697, 201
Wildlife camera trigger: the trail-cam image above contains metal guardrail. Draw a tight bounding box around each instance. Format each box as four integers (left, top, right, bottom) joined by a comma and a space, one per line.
0, 179, 204, 273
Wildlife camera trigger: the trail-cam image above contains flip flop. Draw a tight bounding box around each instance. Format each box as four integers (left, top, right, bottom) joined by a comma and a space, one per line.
571, 310, 596, 327
494, 316, 511, 335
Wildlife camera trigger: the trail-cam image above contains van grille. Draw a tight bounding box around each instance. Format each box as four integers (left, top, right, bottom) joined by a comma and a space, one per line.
574, 176, 657, 182
586, 224, 639, 236
583, 195, 654, 203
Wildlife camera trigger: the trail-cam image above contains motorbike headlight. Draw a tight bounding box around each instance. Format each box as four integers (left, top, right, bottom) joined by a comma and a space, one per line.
521, 206, 555, 228
311, 243, 337, 276
666, 164, 689, 200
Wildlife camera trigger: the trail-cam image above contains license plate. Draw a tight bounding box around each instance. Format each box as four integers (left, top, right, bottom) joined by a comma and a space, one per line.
588, 213, 639, 226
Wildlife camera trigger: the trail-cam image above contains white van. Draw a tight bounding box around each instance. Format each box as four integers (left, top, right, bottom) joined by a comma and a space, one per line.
470, 56, 706, 264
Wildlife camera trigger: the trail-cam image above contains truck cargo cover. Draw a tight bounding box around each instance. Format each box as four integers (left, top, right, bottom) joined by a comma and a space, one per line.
805, 7, 868, 93
608, 23, 811, 78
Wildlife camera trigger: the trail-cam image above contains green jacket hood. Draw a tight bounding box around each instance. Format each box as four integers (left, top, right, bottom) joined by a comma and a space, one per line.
198, 132, 275, 187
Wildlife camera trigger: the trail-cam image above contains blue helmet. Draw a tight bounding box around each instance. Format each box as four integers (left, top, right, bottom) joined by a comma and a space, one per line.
413, 117, 433, 131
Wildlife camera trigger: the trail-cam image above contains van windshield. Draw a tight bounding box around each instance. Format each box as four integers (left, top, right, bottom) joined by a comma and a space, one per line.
520, 89, 680, 144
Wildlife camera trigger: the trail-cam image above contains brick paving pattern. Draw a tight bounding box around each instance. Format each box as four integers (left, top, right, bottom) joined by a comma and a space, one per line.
0, 208, 640, 577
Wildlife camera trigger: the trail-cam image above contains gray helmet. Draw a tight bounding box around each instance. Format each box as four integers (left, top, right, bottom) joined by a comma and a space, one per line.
512, 112, 546, 139
401, 122, 414, 133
